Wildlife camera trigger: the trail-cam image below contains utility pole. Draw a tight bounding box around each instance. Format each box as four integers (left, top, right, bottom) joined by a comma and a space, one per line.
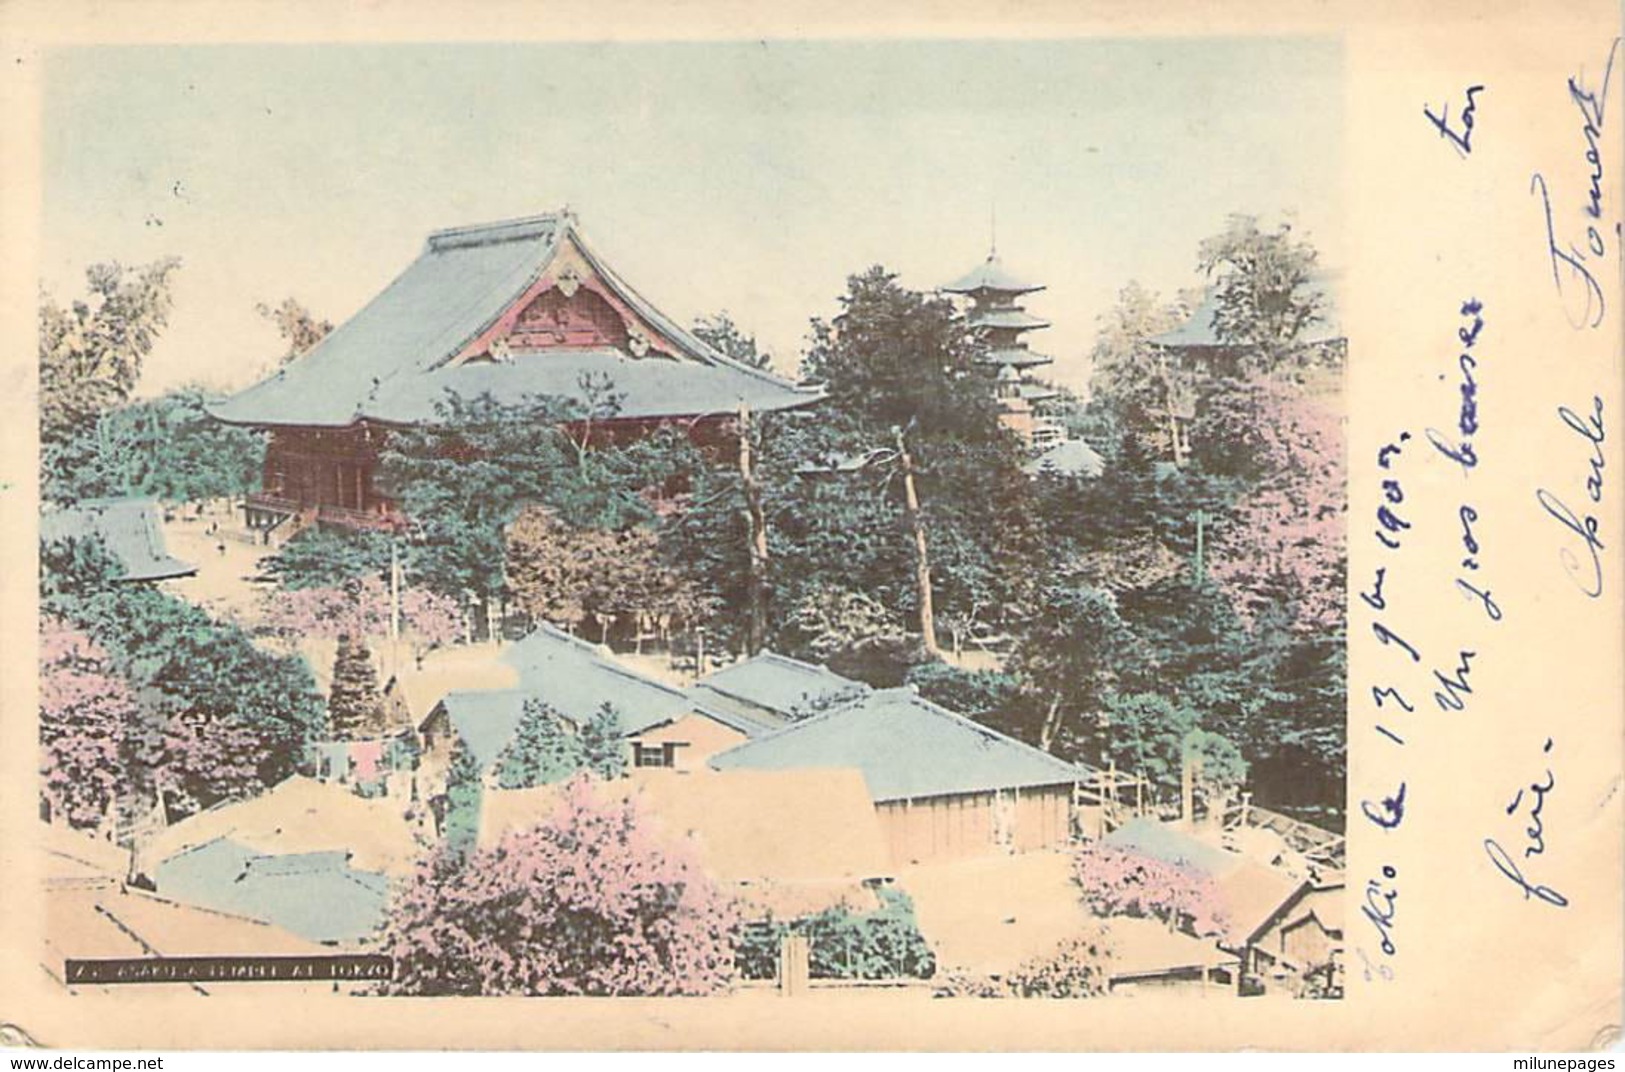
1191, 508, 1209, 585
738, 403, 770, 654
389, 538, 402, 678
895, 426, 941, 657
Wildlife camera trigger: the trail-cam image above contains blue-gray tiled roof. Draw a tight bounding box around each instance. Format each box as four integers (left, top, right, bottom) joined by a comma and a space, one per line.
364, 348, 813, 424
154, 837, 389, 945
501, 624, 692, 733
39, 498, 196, 582
692, 651, 866, 722
210, 213, 821, 428
709, 687, 1087, 802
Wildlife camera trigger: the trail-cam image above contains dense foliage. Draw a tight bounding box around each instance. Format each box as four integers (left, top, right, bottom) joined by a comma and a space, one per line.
736, 887, 936, 981
936, 931, 1116, 999
327, 634, 385, 741
257, 527, 396, 590
40, 258, 181, 450
44, 387, 266, 506
41, 537, 324, 822
692, 310, 772, 370
380, 776, 739, 996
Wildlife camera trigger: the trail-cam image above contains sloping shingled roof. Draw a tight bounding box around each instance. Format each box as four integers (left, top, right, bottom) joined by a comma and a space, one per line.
211, 212, 820, 428
709, 687, 1086, 802
143, 775, 422, 877
431, 625, 693, 768
501, 624, 692, 732
698, 651, 863, 713
46, 885, 325, 987
39, 498, 196, 581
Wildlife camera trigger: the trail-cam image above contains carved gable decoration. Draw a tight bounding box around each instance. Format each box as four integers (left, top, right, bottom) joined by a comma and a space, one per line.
508, 286, 629, 351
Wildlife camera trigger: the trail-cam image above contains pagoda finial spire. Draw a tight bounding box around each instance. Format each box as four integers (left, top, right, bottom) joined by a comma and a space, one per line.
989, 203, 998, 260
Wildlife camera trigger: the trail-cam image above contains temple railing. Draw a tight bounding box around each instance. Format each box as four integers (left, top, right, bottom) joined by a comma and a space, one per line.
244, 493, 402, 535
316, 503, 404, 533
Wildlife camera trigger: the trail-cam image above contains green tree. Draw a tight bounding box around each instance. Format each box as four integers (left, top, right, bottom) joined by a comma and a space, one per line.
692, 311, 771, 369
1008, 586, 1140, 758
801, 266, 1000, 440
904, 662, 1024, 723
1084, 281, 1191, 464
257, 526, 397, 590
1195, 214, 1326, 369
580, 702, 626, 779
496, 699, 585, 789
40, 257, 182, 449
378, 392, 578, 606
441, 739, 483, 861
46, 387, 266, 505
256, 297, 333, 365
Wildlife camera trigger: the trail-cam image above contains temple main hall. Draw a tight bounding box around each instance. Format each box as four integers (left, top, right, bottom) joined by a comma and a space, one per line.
211, 210, 821, 533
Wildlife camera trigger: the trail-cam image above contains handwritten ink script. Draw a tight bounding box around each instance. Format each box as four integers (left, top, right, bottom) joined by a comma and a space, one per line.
1424, 85, 1485, 156
1537, 396, 1606, 597
1484, 739, 1569, 907
1532, 38, 1619, 330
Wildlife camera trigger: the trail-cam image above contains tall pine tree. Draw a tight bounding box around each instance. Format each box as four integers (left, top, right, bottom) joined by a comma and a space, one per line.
327, 633, 383, 740
581, 702, 626, 779
496, 699, 585, 789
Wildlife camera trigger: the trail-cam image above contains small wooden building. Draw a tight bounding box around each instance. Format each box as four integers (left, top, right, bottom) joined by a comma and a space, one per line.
417, 625, 766, 787
1239, 878, 1345, 997
709, 687, 1086, 865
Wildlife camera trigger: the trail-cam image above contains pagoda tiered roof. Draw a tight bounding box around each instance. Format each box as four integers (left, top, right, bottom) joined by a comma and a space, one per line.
941, 255, 1045, 297
966, 307, 1051, 332
976, 346, 1054, 369
211, 212, 822, 429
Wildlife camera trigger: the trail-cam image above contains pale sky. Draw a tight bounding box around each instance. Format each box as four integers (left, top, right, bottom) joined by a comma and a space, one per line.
42, 38, 1343, 398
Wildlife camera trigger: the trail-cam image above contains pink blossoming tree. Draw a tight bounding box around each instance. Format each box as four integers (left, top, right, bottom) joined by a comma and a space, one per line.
39, 618, 134, 829
1202, 376, 1345, 636
261, 578, 465, 737
158, 709, 268, 817
380, 775, 739, 996
260, 576, 461, 653
1072, 841, 1230, 938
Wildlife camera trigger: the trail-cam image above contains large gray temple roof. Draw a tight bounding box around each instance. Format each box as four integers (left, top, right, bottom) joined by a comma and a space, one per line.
210, 212, 821, 429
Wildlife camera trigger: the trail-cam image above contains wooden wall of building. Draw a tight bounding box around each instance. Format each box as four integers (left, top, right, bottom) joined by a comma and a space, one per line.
632, 713, 749, 772
875, 783, 1073, 865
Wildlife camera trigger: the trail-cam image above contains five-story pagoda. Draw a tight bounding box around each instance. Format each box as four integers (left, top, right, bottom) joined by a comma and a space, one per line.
942, 251, 1063, 449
